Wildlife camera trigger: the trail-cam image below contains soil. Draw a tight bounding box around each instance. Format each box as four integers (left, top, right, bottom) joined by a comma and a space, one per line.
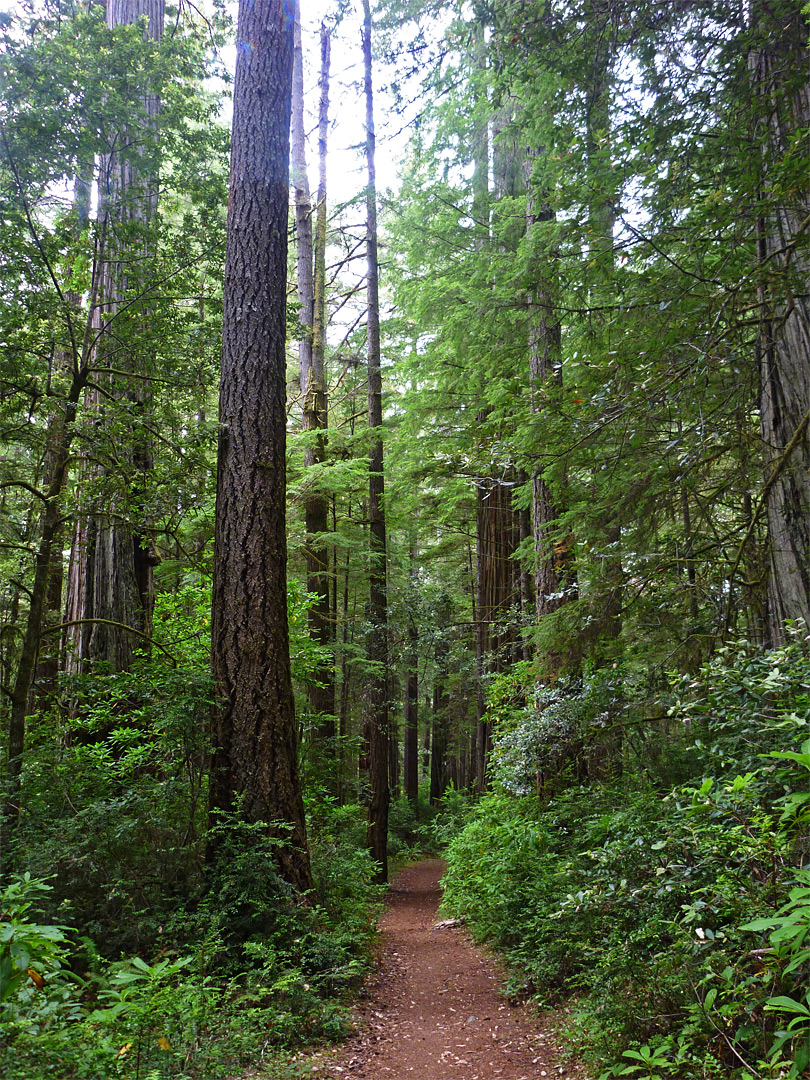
309, 860, 586, 1080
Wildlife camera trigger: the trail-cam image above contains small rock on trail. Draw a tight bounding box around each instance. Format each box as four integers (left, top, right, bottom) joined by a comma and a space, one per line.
316, 859, 585, 1080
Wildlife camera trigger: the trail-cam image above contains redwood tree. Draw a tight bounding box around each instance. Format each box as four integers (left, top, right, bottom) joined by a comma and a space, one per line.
361, 0, 390, 882
750, 3, 810, 642
64, 0, 164, 675
209, 0, 312, 893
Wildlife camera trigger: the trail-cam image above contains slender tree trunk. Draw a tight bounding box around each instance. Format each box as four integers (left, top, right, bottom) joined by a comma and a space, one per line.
470, 32, 494, 793
421, 710, 431, 779
338, 539, 352, 773
1, 297, 94, 874
403, 537, 419, 808
292, 4, 314, 395
585, 3, 622, 665
388, 706, 400, 801
429, 608, 451, 807
293, 8, 335, 733
209, 0, 311, 893
313, 23, 331, 385
361, 0, 389, 882
31, 168, 94, 708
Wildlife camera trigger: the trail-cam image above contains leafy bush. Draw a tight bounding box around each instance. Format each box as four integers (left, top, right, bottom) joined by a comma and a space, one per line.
0, 574, 386, 1078
442, 633, 810, 1078
0, 874, 78, 1025
417, 784, 473, 851
0, 811, 383, 1079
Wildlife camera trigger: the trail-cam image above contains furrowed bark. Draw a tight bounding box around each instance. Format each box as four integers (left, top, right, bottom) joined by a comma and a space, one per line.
403, 536, 419, 808
361, 0, 389, 883
64, 0, 164, 675
209, 0, 312, 894
301, 15, 335, 733
749, 3, 810, 641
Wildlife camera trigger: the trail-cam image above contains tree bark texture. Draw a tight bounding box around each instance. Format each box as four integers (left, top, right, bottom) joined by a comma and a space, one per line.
429, 612, 451, 807
517, 469, 534, 663
361, 0, 390, 882
584, 8, 622, 664
298, 15, 334, 731
64, 0, 164, 674
292, 4, 314, 400
750, 4, 810, 642
32, 168, 93, 706
2, 351, 90, 875
403, 538, 419, 807
312, 23, 331, 385
524, 152, 576, 652
475, 470, 519, 791
209, 0, 312, 894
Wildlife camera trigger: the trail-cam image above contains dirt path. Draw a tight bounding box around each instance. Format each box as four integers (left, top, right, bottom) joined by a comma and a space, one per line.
311, 860, 584, 1080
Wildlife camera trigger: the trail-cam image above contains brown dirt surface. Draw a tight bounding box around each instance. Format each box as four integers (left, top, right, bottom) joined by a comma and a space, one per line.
310, 859, 586, 1080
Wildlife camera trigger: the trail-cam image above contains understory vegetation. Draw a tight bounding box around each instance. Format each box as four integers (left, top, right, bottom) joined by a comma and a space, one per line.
2, 0, 809, 1077
0, 586, 404, 1079
441, 631, 810, 1080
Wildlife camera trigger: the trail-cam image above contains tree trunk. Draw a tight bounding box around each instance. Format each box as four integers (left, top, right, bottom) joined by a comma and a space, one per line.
292, 4, 314, 398
475, 470, 519, 791
403, 538, 419, 808
517, 469, 534, 663
525, 150, 574, 651
1, 323, 93, 875
585, 3, 622, 666
361, 0, 389, 883
429, 613, 451, 807
293, 8, 335, 734
750, 4, 810, 641
209, 0, 312, 894
31, 168, 94, 708
64, 0, 163, 675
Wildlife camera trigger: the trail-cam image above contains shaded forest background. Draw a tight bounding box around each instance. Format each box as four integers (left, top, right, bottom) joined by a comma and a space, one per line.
0, 0, 809, 1077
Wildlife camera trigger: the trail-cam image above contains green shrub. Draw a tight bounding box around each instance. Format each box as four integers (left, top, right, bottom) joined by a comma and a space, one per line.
442, 634, 810, 1078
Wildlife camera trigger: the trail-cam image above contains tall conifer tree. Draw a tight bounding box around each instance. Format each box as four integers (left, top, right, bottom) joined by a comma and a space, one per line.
361, 0, 389, 881
209, 0, 312, 893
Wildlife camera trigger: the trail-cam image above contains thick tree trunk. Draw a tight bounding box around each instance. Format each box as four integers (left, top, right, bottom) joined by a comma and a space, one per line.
525, 152, 573, 645
750, 5, 810, 641
475, 470, 519, 792
517, 469, 534, 663
209, 0, 312, 894
361, 0, 390, 882
64, 0, 163, 675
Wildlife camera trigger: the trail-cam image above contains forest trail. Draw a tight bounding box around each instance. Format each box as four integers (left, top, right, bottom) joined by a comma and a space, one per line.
311, 860, 584, 1080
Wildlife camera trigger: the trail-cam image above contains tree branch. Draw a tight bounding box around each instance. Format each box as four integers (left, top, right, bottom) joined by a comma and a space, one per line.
42, 619, 178, 665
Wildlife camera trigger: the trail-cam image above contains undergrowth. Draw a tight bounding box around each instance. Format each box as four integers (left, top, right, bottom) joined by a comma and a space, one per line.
0, 584, 390, 1079
441, 631, 810, 1079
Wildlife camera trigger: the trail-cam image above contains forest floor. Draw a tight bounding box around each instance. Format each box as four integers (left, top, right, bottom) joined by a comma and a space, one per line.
303, 859, 586, 1080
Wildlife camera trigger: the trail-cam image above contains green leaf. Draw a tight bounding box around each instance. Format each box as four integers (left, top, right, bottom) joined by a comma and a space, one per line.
764, 995, 810, 1016
740, 917, 780, 931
